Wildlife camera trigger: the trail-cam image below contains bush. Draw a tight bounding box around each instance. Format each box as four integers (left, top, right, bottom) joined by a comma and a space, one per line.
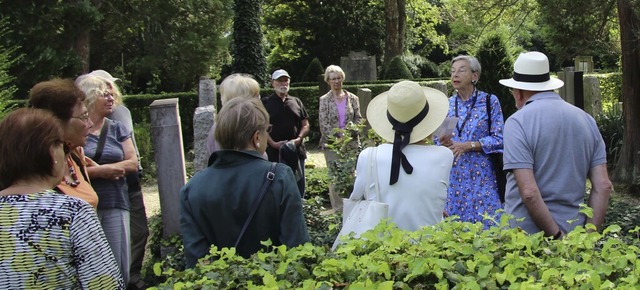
476, 34, 516, 119
152, 216, 640, 289
402, 54, 441, 78
133, 122, 156, 181
596, 108, 624, 167
594, 73, 622, 113
301, 57, 324, 82
383, 55, 413, 80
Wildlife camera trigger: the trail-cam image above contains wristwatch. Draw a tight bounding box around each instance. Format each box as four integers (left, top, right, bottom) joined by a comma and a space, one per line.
471, 141, 476, 149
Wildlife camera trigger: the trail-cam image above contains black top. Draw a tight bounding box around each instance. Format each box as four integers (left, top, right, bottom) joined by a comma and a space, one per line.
261, 93, 309, 162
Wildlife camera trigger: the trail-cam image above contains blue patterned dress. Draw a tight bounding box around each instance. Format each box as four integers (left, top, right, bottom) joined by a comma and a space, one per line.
434, 90, 504, 227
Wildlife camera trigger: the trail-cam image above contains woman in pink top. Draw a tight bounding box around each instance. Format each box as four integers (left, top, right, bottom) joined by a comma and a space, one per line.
318, 65, 362, 212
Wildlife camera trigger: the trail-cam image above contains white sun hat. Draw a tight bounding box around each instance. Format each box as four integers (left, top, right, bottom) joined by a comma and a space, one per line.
499, 51, 564, 91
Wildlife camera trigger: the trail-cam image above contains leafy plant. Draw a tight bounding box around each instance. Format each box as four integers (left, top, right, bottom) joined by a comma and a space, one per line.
383, 55, 414, 80
301, 57, 324, 82
151, 215, 640, 289
596, 108, 624, 167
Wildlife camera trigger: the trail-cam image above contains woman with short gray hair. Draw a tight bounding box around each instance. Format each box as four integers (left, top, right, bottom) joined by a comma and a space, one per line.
435, 55, 504, 228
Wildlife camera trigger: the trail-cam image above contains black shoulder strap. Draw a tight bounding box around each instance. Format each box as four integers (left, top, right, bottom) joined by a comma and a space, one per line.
486, 93, 492, 129
234, 162, 277, 248
70, 152, 89, 182
93, 119, 110, 162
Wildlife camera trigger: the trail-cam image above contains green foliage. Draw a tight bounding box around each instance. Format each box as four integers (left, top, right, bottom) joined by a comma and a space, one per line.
304, 167, 330, 201
151, 215, 640, 289
476, 33, 517, 119
301, 57, 324, 82
232, 0, 267, 83
595, 73, 623, 113
0, 20, 18, 119
401, 54, 442, 78
383, 55, 413, 80
596, 108, 624, 167
133, 122, 156, 181
326, 122, 384, 196
537, 0, 619, 68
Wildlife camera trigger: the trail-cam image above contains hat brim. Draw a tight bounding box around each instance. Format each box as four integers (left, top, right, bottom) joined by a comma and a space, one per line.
499, 77, 564, 91
367, 86, 449, 144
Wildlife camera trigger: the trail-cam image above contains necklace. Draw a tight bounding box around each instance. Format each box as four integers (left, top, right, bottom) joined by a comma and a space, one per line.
64, 157, 80, 187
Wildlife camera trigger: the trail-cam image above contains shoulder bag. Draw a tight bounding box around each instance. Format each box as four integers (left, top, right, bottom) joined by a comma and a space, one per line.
332, 147, 389, 250
234, 162, 278, 248
486, 95, 507, 203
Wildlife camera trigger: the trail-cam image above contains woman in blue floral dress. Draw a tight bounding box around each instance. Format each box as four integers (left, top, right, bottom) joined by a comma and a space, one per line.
435, 55, 504, 228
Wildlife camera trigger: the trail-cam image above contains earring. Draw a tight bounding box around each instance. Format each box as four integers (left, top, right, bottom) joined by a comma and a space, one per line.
256, 142, 260, 148
55, 160, 58, 164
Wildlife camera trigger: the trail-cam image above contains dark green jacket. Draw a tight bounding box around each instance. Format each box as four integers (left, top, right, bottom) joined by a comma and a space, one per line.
180, 150, 309, 268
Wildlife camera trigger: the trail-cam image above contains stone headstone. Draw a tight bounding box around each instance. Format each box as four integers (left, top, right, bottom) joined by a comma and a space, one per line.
198, 78, 216, 107
582, 76, 602, 117
340, 51, 377, 81
357, 88, 372, 123
149, 98, 187, 240
193, 106, 215, 171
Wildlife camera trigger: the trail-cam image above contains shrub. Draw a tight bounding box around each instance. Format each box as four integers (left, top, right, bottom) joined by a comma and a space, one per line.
476, 34, 516, 119
304, 167, 329, 200
596, 108, 624, 168
133, 122, 156, 181
152, 216, 640, 289
402, 54, 441, 78
595, 73, 622, 113
383, 55, 413, 80
301, 57, 324, 82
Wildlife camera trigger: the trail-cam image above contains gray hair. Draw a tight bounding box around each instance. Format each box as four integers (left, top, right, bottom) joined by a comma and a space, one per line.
452, 55, 482, 79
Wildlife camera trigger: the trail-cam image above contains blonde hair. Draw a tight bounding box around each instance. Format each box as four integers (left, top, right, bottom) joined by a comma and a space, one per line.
76, 76, 110, 112
215, 97, 269, 150
324, 65, 346, 82
219, 74, 260, 106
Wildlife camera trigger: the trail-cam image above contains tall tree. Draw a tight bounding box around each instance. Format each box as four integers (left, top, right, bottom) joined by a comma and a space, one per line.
384, 0, 406, 63
233, 0, 266, 82
615, 0, 640, 185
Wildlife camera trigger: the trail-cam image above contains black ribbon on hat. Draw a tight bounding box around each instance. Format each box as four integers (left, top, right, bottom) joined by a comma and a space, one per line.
386, 102, 429, 185
513, 72, 550, 83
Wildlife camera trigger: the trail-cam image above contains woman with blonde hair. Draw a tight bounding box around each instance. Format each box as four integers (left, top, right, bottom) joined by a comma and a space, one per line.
318, 65, 362, 212
181, 97, 309, 268
0, 108, 124, 289
77, 75, 138, 285
206, 73, 261, 155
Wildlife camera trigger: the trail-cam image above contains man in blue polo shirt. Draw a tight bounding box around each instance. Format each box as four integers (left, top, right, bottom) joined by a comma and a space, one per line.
262, 69, 310, 197
499, 51, 613, 239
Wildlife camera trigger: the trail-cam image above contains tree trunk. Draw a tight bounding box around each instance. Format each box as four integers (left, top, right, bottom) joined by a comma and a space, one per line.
384, 0, 404, 64
614, 0, 640, 186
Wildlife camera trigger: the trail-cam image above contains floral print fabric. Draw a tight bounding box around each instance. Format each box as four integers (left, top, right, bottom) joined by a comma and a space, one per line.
434, 90, 504, 228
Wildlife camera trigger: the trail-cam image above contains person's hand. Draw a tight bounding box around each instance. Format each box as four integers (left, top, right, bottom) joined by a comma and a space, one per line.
271, 140, 286, 150
290, 137, 303, 146
439, 132, 454, 147
84, 156, 99, 167
448, 141, 470, 159
102, 164, 126, 180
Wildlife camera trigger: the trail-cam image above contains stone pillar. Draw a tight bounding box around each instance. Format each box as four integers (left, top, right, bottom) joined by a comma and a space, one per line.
193, 78, 217, 172
150, 98, 187, 239
357, 88, 372, 122
583, 76, 603, 117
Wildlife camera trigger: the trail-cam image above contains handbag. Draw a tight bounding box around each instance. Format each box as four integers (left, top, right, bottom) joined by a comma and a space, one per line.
486, 95, 507, 203
332, 147, 389, 250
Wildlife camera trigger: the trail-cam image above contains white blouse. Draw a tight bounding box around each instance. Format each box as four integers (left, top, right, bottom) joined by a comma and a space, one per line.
349, 143, 453, 231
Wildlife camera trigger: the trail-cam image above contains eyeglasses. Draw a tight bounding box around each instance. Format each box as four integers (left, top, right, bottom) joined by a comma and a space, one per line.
329, 76, 343, 81
102, 91, 114, 99
72, 112, 90, 122
450, 68, 470, 76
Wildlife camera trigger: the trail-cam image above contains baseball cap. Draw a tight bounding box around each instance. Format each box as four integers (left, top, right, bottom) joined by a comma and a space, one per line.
271, 69, 291, 80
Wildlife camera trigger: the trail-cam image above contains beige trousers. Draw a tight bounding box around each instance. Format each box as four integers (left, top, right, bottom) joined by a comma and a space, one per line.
323, 149, 344, 211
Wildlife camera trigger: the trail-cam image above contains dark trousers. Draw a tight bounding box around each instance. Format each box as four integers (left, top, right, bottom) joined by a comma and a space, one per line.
128, 189, 149, 281
297, 158, 306, 198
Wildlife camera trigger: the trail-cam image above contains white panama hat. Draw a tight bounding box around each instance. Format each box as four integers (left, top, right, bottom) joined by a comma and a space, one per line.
367, 80, 448, 144
499, 51, 564, 91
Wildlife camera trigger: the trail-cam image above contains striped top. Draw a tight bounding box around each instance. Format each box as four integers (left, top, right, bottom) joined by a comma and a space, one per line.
0, 189, 124, 289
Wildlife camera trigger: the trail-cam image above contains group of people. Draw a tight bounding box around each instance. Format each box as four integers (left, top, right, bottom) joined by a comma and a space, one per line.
180, 51, 613, 266
0, 51, 610, 282
0, 71, 149, 289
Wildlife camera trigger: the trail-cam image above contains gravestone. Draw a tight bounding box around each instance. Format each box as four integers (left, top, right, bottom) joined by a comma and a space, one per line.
357, 88, 372, 125
340, 51, 377, 81
150, 98, 187, 242
193, 78, 217, 171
